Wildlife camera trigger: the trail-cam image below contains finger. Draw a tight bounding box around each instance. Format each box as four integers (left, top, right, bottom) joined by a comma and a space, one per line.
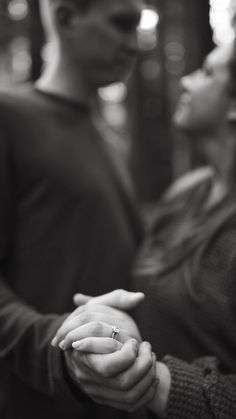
106, 341, 155, 390
52, 311, 116, 346
68, 350, 101, 384
82, 358, 158, 411
51, 307, 85, 346
73, 293, 92, 306
90, 379, 159, 412
74, 339, 139, 378
71, 305, 142, 342
127, 378, 159, 412
84, 289, 145, 310
59, 322, 128, 350
52, 303, 140, 347
72, 337, 122, 353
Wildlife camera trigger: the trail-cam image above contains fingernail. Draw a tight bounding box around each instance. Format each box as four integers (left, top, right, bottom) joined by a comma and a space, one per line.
72, 341, 82, 350
135, 292, 145, 298
144, 341, 152, 351
130, 292, 144, 298
51, 337, 58, 347
59, 340, 66, 350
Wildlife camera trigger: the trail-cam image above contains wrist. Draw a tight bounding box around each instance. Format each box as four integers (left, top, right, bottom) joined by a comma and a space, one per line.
148, 361, 171, 418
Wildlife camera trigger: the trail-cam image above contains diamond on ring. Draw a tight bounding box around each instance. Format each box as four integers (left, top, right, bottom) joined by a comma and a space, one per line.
111, 325, 120, 340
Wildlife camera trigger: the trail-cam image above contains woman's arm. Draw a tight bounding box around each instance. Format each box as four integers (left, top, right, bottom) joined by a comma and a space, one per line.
157, 355, 236, 419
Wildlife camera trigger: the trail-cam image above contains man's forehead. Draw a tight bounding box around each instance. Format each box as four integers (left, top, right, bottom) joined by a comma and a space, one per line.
92, 0, 144, 15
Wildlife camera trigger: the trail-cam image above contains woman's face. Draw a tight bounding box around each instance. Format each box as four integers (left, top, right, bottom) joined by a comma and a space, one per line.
173, 44, 234, 136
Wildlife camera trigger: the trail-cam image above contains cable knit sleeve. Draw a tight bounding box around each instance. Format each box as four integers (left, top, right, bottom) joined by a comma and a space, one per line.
162, 355, 236, 418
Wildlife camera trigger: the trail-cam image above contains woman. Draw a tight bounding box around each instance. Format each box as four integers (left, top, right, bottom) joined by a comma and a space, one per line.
52, 42, 236, 418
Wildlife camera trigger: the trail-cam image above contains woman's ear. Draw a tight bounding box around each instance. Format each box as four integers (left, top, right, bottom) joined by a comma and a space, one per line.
227, 99, 236, 123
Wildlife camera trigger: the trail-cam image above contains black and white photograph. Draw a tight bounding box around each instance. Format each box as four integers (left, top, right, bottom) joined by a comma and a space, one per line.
0, 1, 236, 418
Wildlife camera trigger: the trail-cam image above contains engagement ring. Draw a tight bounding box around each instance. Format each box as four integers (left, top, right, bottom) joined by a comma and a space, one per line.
111, 325, 120, 340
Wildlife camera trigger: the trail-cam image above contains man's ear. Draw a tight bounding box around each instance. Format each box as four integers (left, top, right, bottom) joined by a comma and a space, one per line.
53, 1, 77, 32
227, 99, 236, 123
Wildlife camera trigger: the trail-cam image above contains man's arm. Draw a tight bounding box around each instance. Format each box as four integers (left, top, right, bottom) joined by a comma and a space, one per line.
0, 129, 89, 408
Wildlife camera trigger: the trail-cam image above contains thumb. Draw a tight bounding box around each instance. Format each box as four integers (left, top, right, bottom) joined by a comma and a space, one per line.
73, 293, 92, 306
87, 289, 145, 310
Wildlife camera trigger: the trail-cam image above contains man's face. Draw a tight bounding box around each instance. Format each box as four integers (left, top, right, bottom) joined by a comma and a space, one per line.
71, 0, 143, 87
173, 44, 233, 135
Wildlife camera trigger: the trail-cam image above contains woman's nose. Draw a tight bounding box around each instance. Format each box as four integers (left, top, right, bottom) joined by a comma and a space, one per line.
180, 71, 198, 90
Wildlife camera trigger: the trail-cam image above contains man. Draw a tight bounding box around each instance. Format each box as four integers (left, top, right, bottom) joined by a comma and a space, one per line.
0, 1, 157, 418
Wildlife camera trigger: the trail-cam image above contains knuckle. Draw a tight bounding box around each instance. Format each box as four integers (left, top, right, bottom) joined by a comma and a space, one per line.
145, 387, 157, 405
127, 405, 138, 413
118, 375, 131, 391
56, 330, 63, 341
74, 368, 85, 382
91, 321, 104, 336
94, 360, 111, 378
92, 397, 105, 406
102, 363, 114, 378
125, 391, 138, 406
146, 355, 153, 370
64, 330, 75, 345
80, 312, 92, 324
75, 306, 85, 315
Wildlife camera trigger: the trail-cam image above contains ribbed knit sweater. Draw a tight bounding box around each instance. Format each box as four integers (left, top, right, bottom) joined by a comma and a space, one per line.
133, 171, 236, 418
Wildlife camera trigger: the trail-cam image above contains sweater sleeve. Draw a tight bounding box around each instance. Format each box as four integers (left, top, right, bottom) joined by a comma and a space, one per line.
0, 128, 89, 409
161, 355, 236, 419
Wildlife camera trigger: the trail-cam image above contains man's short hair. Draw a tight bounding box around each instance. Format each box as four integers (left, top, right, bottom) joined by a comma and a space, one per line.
41, 0, 96, 14
39, 0, 97, 38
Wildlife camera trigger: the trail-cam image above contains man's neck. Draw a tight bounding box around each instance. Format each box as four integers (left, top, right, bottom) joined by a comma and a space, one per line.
35, 53, 97, 107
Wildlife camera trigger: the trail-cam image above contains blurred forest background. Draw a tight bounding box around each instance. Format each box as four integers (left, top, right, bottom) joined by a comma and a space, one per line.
0, 0, 235, 203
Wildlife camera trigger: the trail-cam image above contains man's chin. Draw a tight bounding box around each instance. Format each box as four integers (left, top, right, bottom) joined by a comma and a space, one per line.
97, 74, 128, 88
173, 111, 192, 130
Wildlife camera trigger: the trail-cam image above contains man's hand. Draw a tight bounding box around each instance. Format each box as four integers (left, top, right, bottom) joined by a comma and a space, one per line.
64, 339, 159, 412
73, 289, 145, 310
51, 290, 144, 349
52, 304, 141, 350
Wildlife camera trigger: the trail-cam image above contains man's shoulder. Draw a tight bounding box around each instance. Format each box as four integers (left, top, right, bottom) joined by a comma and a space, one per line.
0, 84, 36, 110
0, 84, 45, 130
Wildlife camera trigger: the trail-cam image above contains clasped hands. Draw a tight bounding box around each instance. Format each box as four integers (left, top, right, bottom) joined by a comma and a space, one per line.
51, 290, 159, 412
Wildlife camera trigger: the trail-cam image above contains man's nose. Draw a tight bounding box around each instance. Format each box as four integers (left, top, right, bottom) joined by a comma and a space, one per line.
180, 75, 190, 90
126, 30, 139, 55
181, 70, 202, 88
